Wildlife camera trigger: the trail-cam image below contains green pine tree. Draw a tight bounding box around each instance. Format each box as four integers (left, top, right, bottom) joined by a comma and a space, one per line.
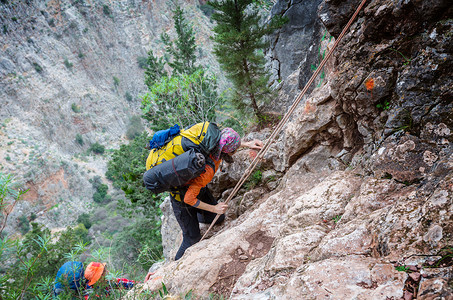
142, 5, 222, 130
210, 0, 285, 121
161, 5, 198, 75
144, 49, 166, 89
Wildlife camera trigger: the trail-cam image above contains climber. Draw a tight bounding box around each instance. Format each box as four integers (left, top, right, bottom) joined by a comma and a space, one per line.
53, 261, 135, 297
144, 127, 262, 282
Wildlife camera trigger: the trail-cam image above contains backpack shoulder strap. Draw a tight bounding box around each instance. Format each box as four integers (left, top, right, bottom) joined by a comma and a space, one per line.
180, 122, 221, 155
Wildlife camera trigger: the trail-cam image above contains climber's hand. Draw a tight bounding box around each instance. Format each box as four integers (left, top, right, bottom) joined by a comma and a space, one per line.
213, 202, 228, 214
243, 139, 263, 150
144, 272, 155, 283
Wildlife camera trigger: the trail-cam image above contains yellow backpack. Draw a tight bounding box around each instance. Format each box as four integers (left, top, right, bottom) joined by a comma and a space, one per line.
145, 122, 220, 170
143, 122, 221, 194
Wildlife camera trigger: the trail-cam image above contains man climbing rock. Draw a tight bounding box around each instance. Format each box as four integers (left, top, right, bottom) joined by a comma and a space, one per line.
144, 125, 262, 282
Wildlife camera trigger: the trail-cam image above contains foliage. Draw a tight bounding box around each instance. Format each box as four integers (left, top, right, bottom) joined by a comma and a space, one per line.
113, 76, 120, 87
111, 218, 163, 272
252, 0, 275, 10
71, 103, 81, 113
161, 6, 198, 76
395, 265, 409, 272
103, 4, 113, 18
89, 142, 105, 155
0, 173, 154, 298
126, 115, 144, 140
388, 48, 412, 65
199, 4, 215, 17
221, 115, 245, 136
125, 91, 133, 102
376, 100, 391, 110
245, 170, 262, 190
3, 224, 89, 298
64, 58, 73, 69
77, 213, 92, 230
433, 246, 453, 268
137, 56, 148, 69
105, 132, 162, 219
33, 62, 43, 73
142, 69, 221, 130
91, 175, 111, 204
332, 215, 342, 223
210, 0, 286, 121
1, 173, 27, 235
17, 214, 30, 235
1, 174, 90, 298
144, 50, 166, 88
142, 5, 223, 130
159, 282, 168, 298
75, 133, 84, 145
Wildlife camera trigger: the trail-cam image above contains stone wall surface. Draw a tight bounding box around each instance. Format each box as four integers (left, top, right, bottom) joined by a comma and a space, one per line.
144, 0, 452, 299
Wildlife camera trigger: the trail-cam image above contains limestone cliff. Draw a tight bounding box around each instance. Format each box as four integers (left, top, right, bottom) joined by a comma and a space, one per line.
0, 0, 216, 232
147, 0, 452, 299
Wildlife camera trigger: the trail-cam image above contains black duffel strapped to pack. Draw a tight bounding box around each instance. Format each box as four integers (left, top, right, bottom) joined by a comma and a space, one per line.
143, 149, 206, 194
143, 122, 221, 194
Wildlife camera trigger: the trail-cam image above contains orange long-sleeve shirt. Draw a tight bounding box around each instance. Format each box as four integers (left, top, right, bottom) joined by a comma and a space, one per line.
183, 157, 221, 207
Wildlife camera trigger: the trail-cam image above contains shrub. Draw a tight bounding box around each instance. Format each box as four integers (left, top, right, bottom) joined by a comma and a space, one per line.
97, 184, 108, 198
93, 191, 103, 203
245, 170, 262, 190
91, 176, 109, 204
93, 186, 111, 204
33, 62, 43, 73
75, 133, 84, 145
199, 4, 214, 17
64, 58, 73, 69
29, 212, 37, 221
77, 213, 92, 229
103, 4, 113, 18
113, 76, 120, 87
74, 223, 91, 244
126, 115, 144, 140
89, 142, 105, 155
17, 214, 30, 235
137, 56, 148, 69
125, 91, 133, 102
71, 103, 81, 113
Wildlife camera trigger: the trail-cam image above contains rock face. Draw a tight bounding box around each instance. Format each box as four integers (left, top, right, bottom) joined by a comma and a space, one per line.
0, 0, 217, 231
267, 0, 324, 113
145, 0, 453, 298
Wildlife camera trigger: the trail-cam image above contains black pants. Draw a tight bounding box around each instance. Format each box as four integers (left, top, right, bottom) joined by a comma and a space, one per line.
170, 188, 225, 260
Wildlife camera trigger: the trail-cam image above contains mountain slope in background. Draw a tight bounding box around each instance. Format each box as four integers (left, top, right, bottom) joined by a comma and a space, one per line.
0, 0, 218, 233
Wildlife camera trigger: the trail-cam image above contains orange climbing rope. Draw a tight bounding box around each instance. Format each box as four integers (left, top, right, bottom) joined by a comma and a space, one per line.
201, 0, 369, 241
